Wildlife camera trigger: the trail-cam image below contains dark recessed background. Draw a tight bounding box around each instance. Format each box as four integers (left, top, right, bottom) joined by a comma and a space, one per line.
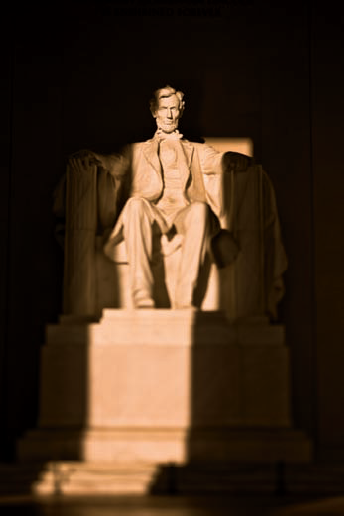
0, 0, 343, 462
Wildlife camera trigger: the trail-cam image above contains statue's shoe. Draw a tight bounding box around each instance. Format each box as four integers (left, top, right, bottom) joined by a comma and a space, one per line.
133, 291, 155, 309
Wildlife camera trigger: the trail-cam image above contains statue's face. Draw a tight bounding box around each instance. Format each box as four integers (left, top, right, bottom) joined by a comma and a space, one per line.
154, 94, 181, 133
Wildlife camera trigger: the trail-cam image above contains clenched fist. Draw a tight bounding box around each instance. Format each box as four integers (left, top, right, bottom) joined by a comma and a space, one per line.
223, 151, 253, 173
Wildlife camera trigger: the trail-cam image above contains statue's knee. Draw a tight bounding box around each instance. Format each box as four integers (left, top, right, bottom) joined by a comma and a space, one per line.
126, 197, 149, 215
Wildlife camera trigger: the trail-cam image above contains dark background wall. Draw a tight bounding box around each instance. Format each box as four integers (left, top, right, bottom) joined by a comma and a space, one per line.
1, 0, 343, 461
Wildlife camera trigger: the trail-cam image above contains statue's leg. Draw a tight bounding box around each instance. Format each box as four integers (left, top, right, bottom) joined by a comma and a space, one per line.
122, 197, 155, 308
173, 202, 212, 309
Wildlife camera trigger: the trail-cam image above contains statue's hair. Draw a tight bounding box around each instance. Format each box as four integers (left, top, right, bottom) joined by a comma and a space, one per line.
149, 85, 185, 117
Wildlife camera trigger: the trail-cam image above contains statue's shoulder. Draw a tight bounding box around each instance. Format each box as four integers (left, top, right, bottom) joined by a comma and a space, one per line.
182, 140, 214, 154
189, 141, 205, 149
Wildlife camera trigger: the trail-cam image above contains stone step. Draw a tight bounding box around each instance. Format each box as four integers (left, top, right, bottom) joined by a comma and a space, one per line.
0, 461, 158, 496
1, 462, 344, 496
0, 463, 46, 495
153, 462, 344, 495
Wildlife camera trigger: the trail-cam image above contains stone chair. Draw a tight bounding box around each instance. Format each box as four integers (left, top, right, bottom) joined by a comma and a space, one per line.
54, 151, 287, 320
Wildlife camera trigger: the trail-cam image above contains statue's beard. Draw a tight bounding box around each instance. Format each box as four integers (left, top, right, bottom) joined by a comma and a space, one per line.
156, 119, 179, 133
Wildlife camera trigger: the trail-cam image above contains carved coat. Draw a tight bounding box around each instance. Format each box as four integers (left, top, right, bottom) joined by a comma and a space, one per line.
102, 138, 225, 256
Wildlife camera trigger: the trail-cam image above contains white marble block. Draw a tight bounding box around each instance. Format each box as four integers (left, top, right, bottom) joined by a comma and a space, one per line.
18, 310, 311, 464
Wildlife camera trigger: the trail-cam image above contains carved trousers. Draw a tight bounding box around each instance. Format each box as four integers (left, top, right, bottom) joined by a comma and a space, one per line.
122, 197, 213, 308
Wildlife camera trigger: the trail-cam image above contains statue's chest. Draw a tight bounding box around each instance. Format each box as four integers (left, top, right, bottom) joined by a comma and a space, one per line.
159, 140, 178, 167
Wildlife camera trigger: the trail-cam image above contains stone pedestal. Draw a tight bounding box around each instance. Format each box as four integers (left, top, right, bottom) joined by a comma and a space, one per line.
17, 309, 311, 493
19, 310, 310, 461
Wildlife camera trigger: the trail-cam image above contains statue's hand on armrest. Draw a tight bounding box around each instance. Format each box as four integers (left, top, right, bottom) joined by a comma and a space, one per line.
69, 149, 129, 178
222, 151, 254, 173
69, 149, 104, 170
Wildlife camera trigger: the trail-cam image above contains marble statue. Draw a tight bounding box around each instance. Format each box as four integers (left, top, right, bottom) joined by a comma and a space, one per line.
54, 85, 287, 317
101, 86, 251, 308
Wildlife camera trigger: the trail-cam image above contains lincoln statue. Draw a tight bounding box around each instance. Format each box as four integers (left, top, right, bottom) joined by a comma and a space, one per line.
91, 85, 249, 309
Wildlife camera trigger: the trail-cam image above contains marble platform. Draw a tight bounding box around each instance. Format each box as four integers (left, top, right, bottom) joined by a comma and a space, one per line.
18, 309, 311, 472
17, 309, 312, 494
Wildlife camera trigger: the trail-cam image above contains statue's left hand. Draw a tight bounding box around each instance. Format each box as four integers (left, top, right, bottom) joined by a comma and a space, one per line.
223, 152, 253, 173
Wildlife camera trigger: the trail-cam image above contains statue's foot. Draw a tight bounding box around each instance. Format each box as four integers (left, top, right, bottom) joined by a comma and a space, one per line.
174, 293, 198, 310
136, 300, 155, 309
133, 291, 155, 309
174, 301, 199, 310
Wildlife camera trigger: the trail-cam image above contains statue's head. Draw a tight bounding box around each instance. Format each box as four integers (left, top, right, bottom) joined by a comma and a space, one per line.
150, 85, 185, 134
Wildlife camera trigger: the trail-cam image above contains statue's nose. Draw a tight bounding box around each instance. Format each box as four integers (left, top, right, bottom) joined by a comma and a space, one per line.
167, 109, 173, 118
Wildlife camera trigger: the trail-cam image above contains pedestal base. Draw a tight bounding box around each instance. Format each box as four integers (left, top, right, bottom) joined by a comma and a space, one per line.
18, 309, 311, 493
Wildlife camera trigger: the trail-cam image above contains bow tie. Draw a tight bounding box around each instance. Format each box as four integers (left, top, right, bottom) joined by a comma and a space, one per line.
154, 129, 183, 141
